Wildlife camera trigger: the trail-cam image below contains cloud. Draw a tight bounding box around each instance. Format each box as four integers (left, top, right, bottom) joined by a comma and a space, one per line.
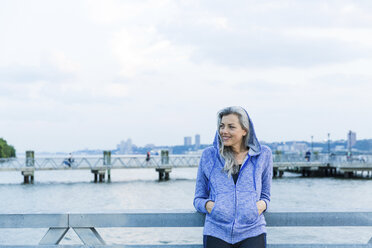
189, 31, 371, 67
83, 0, 372, 71
0, 64, 72, 84
110, 27, 194, 77
1, 0, 372, 152
0, 50, 80, 84
156, 3, 372, 68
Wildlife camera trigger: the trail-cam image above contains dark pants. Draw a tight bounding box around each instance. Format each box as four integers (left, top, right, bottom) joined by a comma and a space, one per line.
204, 233, 266, 248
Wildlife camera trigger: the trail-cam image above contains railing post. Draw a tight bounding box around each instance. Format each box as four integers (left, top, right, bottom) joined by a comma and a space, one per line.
161, 150, 169, 165
90, 152, 110, 183
39, 227, 69, 245
103, 151, 111, 182
368, 236, 372, 244
73, 227, 106, 245
22, 151, 35, 184
156, 150, 171, 180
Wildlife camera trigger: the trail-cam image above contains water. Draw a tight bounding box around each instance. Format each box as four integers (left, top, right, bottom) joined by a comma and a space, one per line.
0, 168, 372, 245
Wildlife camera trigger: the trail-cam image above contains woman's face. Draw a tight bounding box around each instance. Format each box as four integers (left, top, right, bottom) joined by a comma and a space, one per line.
219, 114, 247, 149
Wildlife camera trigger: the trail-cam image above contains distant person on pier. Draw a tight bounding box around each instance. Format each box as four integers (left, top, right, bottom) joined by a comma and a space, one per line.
146, 151, 151, 162
63, 153, 74, 167
194, 106, 273, 248
305, 151, 311, 162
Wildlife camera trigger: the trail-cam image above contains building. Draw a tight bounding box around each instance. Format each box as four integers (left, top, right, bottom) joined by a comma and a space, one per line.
117, 139, 133, 154
195, 134, 200, 148
184, 136, 192, 146
277, 142, 308, 153
335, 145, 346, 152
347, 130, 356, 150
291, 142, 308, 153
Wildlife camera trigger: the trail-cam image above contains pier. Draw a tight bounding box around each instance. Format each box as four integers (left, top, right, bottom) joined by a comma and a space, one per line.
0, 150, 195, 183
0, 211, 372, 247
1, 151, 372, 183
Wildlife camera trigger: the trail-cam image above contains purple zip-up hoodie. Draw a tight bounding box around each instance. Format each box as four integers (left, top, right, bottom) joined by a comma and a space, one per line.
193, 111, 273, 244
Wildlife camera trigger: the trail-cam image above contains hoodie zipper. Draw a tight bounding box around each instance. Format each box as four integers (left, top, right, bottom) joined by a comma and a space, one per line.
230, 155, 251, 243
231, 182, 237, 243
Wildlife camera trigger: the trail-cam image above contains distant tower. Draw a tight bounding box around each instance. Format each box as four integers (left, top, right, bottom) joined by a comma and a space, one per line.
184, 136, 192, 146
327, 133, 330, 154
117, 139, 133, 154
347, 130, 356, 153
195, 134, 200, 148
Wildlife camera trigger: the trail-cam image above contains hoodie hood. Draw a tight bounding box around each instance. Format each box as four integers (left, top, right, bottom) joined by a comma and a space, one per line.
213, 108, 261, 157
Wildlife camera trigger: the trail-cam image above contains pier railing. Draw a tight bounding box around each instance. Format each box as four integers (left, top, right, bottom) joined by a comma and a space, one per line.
2, 154, 372, 183
1, 211, 372, 247
0, 155, 201, 170
2, 154, 372, 170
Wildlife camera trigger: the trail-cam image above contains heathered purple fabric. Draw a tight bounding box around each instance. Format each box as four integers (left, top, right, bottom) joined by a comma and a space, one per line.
193, 110, 273, 244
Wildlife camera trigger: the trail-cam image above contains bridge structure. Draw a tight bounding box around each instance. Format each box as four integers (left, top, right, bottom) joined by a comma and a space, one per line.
1, 151, 372, 183
0, 211, 372, 247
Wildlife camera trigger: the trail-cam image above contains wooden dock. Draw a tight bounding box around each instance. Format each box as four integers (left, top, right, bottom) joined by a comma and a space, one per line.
274, 161, 372, 178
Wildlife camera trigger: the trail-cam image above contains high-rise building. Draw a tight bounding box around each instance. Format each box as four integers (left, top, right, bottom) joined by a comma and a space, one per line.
291, 142, 308, 153
184, 136, 192, 146
195, 134, 200, 148
117, 139, 133, 154
347, 130, 356, 150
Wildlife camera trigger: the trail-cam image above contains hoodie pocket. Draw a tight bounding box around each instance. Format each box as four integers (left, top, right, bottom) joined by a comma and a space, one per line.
209, 192, 234, 224
236, 190, 259, 225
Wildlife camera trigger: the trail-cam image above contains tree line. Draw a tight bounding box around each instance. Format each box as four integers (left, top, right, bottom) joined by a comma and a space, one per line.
0, 138, 16, 158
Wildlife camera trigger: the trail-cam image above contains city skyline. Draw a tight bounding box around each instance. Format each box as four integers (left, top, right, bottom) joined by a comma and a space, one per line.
1, 1, 372, 152
14, 129, 368, 154
18, 131, 371, 155
3, 126, 371, 153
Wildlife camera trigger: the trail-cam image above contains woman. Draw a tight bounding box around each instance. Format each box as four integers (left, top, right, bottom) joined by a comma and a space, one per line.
194, 106, 273, 248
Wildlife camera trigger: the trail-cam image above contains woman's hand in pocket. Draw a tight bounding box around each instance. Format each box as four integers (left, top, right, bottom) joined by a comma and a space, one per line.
205, 201, 215, 214
256, 200, 266, 215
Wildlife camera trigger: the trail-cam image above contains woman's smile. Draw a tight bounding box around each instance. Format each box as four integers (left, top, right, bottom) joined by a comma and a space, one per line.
219, 114, 247, 151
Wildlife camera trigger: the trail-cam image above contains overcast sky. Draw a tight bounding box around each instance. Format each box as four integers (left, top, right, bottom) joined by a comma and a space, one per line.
1, 0, 372, 153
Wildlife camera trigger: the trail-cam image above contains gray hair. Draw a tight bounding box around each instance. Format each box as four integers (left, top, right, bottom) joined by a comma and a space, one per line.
217, 106, 250, 177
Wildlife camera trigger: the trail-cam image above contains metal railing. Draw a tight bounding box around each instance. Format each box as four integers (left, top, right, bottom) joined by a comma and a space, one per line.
1, 154, 372, 172
0, 155, 201, 170
274, 154, 372, 163
0, 211, 372, 247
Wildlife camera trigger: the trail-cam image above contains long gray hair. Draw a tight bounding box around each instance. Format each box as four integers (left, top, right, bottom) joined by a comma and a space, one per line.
217, 106, 250, 177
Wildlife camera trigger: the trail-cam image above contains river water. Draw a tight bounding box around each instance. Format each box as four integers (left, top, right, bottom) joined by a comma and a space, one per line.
0, 168, 372, 245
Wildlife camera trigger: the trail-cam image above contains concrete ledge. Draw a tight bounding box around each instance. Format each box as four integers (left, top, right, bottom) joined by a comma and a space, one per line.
0, 244, 371, 248
2, 212, 372, 228
69, 212, 205, 228
0, 214, 68, 228
1, 212, 372, 247
265, 212, 372, 226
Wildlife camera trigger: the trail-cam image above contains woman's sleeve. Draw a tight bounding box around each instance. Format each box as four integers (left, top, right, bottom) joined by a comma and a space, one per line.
193, 150, 212, 214
260, 148, 273, 212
